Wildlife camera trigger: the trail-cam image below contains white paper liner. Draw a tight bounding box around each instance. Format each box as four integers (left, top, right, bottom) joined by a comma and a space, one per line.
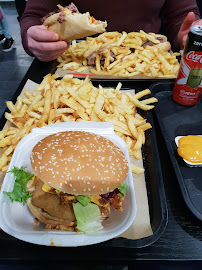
0, 79, 153, 241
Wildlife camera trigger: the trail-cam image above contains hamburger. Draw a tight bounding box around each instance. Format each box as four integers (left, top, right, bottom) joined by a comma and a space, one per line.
27, 131, 128, 233
42, 3, 107, 43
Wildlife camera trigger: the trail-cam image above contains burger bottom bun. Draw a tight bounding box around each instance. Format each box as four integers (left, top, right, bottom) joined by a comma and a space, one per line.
27, 198, 75, 229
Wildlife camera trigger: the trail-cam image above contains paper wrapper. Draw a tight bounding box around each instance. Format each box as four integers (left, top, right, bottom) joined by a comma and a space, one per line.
0, 79, 152, 240
56, 67, 177, 80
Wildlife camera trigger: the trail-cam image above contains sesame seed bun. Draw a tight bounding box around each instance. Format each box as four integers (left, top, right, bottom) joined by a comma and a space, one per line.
30, 131, 128, 195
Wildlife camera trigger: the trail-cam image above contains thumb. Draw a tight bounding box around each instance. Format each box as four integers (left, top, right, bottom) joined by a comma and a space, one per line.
180, 12, 195, 32
182, 35, 188, 47
37, 25, 48, 30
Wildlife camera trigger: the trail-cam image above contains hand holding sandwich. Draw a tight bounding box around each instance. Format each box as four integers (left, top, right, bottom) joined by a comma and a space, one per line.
27, 25, 68, 62
26, 3, 107, 62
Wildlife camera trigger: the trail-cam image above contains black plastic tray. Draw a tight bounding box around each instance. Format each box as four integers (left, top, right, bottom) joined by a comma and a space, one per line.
101, 101, 168, 248
151, 82, 202, 221
0, 76, 167, 248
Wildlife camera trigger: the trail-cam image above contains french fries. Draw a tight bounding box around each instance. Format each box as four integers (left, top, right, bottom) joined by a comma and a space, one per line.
131, 163, 145, 174
57, 31, 180, 78
0, 74, 158, 175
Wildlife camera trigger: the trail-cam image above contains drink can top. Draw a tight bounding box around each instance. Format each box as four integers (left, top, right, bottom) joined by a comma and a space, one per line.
190, 25, 202, 36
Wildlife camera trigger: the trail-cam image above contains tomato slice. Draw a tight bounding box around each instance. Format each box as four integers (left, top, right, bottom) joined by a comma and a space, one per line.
111, 195, 119, 210
91, 16, 99, 25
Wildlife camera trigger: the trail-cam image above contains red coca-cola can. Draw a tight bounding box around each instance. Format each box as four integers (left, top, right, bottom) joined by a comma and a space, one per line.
173, 25, 202, 105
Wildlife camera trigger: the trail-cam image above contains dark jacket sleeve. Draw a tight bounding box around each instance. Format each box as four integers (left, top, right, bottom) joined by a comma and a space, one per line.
20, 0, 64, 56
160, 0, 200, 51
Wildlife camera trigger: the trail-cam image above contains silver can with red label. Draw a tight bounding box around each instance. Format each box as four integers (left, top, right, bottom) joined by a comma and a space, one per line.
173, 25, 202, 105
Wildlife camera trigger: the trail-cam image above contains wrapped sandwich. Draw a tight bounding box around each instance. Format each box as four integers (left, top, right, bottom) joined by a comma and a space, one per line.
43, 3, 107, 42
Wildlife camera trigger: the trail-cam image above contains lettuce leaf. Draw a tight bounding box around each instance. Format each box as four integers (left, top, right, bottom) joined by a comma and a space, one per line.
3, 166, 33, 205
73, 202, 103, 233
75, 195, 90, 206
117, 183, 127, 197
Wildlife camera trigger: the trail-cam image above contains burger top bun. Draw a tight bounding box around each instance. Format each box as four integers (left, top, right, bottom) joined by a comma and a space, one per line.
30, 131, 128, 195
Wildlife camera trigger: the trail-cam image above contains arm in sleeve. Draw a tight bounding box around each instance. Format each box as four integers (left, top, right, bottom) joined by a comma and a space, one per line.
160, 0, 200, 51
20, 0, 63, 56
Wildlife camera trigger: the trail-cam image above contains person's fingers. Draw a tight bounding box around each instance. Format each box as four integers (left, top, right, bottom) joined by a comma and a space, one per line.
31, 43, 68, 62
178, 12, 196, 49
180, 12, 195, 33
27, 25, 59, 42
192, 19, 202, 27
27, 25, 69, 61
35, 51, 66, 62
182, 35, 188, 47
36, 25, 47, 30
46, 49, 67, 60
181, 18, 202, 48
33, 40, 68, 53
28, 36, 67, 53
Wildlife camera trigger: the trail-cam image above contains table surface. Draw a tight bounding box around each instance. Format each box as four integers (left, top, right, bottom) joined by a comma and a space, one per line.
0, 59, 202, 263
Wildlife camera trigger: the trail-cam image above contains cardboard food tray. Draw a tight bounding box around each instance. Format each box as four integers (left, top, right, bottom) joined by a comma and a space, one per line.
0, 79, 167, 248
152, 82, 202, 221
56, 67, 178, 80
55, 37, 179, 80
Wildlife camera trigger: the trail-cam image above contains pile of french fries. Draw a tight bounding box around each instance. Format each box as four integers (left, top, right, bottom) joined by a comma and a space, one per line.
0, 74, 157, 174
57, 30, 180, 77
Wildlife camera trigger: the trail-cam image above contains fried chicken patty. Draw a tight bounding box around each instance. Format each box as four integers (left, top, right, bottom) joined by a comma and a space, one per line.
31, 179, 122, 223
31, 180, 76, 221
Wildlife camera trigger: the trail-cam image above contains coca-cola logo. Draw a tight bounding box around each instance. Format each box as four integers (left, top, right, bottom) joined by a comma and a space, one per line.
186, 51, 202, 63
